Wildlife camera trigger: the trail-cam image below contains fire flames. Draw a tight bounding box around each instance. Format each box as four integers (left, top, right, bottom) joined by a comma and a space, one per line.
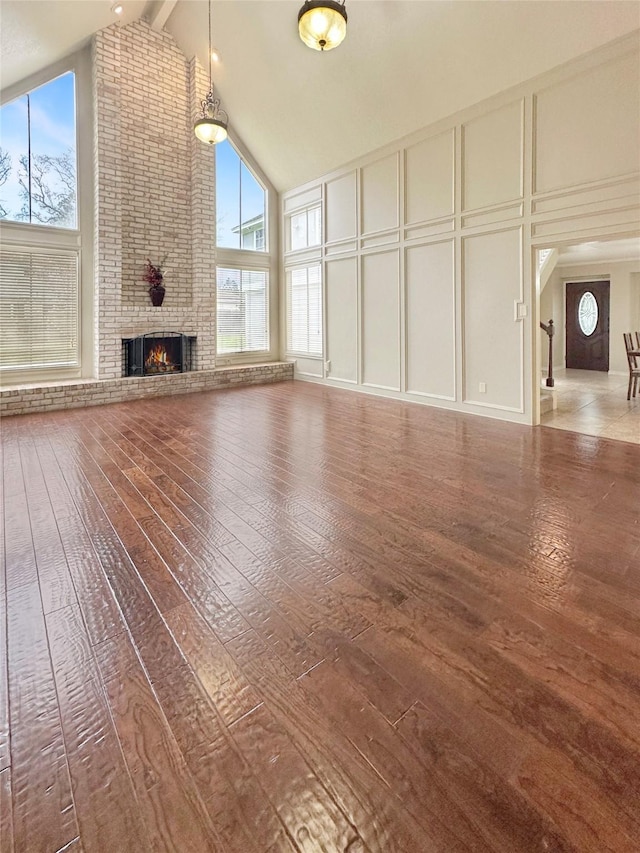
144, 343, 178, 373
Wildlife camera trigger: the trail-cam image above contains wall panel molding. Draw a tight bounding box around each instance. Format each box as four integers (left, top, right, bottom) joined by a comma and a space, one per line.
360, 153, 400, 236
404, 129, 455, 226
462, 99, 524, 212
533, 49, 640, 194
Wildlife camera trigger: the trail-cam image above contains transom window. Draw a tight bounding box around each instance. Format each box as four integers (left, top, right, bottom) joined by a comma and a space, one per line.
289, 206, 321, 251
0, 71, 77, 228
216, 139, 266, 252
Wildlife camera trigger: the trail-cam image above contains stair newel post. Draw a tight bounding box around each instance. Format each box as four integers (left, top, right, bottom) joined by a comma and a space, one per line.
539, 318, 555, 388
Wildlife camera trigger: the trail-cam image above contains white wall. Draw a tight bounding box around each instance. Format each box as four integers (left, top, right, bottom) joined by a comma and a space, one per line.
539, 267, 565, 372
281, 33, 640, 424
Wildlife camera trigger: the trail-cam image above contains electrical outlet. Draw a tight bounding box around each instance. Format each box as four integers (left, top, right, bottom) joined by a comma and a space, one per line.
479, 382, 487, 393
324, 360, 331, 372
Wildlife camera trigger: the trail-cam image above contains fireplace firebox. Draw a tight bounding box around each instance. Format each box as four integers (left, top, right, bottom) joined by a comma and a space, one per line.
122, 332, 195, 377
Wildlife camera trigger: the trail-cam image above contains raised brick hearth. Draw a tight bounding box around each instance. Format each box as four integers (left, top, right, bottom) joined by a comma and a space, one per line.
0, 363, 293, 417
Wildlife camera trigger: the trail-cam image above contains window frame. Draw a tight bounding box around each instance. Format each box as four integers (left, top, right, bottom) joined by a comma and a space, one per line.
214, 133, 278, 366
0, 49, 94, 384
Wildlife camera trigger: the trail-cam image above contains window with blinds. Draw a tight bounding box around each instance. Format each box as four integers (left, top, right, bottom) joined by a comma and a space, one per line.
0, 247, 80, 371
216, 268, 268, 355
287, 264, 322, 356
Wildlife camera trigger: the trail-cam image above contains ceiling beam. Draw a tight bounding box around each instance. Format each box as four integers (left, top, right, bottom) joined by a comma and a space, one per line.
147, 0, 177, 32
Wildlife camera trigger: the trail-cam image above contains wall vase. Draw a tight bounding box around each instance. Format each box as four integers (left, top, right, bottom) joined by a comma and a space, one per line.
149, 285, 165, 307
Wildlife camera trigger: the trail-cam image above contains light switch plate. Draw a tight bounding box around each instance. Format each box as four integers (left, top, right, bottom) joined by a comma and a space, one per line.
514, 301, 528, 320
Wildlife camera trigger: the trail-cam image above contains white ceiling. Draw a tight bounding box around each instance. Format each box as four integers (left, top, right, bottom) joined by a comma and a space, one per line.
0, 1, 151, 88
557, 238, 640, 267
2, 1, 639, 190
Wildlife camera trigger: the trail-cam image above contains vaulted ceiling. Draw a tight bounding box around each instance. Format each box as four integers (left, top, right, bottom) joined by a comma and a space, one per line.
2, 1, 639, 191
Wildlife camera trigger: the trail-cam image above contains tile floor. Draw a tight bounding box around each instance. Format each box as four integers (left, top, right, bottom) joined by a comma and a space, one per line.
540, 368, 640, 443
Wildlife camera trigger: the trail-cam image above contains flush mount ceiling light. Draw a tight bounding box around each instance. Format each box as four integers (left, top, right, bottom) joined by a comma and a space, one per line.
111, 2, 123, 14
194, 0, 228, 145
298, 0, 347, 51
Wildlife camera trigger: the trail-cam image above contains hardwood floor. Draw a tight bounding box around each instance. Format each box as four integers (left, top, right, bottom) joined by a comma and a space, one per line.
2, 380, 640, 853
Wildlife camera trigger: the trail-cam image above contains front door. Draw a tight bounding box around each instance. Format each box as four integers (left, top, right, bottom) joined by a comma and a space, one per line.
566, 280, 610, 371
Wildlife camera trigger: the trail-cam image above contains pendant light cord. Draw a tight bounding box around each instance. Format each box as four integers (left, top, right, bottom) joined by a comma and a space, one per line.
208, 0, 213, 90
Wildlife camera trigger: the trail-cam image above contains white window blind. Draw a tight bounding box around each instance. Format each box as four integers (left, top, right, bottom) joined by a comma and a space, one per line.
217, 268, 268, 355
287, 264, 322, 355
0, 247, 79, 371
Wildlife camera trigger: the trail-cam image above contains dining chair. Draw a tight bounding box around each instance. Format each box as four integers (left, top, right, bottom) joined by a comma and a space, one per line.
623, 333, 640, 400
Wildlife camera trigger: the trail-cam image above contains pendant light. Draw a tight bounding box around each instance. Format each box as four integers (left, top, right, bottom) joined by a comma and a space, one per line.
298, 0, 347, 51
194, 0, 228, 145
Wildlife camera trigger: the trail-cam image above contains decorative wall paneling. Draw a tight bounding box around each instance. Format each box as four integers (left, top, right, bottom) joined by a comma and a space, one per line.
461, 203, 524, 230
325, 256, 359, 384
404, 220, 455, 242
325, 241, 358, 257
531, 175, 640, 216
462, 100, 524, 212
533, 50, 640, 194
462, 227, 524, 412
360, 154, 400, 236
404, 130, 455, 226
325, 172, 357, 244
530, 177, 640, 242
405, 240, 456, 400
360, 231, 400, 250
361, 249, 401, 391
282, 34, 640, 424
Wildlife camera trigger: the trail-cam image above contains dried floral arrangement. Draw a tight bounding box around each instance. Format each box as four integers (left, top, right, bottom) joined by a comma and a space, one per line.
142, 256, 168, 289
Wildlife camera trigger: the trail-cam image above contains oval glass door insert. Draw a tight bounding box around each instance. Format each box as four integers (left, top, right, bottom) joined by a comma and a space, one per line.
578, 291, 598, 336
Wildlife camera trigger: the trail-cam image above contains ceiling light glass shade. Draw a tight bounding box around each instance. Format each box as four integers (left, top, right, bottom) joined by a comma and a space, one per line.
298, 0, 347, 51
194, 115, 228, 145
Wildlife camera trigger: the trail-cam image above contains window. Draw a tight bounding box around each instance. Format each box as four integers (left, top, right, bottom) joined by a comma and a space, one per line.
290, 206, 321, 251
216, 139, 266, 251
578, 291, 598, 336
0, 71, 77, 228
0, 247, 79, 370
217, 268, 268, 355
0, 61, 86, 380
215, 136, 276, 361
287, 265, 322, 356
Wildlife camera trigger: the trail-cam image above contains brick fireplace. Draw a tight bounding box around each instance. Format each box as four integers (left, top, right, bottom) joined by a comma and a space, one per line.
93, 19, 217, 380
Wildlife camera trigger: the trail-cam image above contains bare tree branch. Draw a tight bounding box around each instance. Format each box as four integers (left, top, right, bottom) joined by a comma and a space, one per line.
17, 148, 76, 226
0, 147, 11, 218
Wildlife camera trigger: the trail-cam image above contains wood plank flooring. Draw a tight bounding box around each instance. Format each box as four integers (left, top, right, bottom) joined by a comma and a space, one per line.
2, 380, 640, 853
